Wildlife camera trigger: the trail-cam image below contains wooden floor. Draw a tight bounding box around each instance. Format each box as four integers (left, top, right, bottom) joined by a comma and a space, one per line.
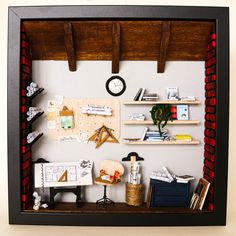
25, 202, 210, 214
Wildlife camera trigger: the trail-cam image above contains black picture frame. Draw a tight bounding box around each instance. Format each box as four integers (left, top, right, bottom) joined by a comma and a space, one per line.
8, 5, 229, 226
106, 76, 126, 96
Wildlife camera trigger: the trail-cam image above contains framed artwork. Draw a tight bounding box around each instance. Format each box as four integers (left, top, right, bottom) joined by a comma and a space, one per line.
8, 5, 229, 226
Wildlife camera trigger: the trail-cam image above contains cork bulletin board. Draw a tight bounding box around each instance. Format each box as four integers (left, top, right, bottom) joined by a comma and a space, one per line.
48, 98, 120, 140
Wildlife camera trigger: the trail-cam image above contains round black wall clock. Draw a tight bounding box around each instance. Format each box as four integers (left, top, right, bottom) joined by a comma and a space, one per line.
105, 76, 126, 96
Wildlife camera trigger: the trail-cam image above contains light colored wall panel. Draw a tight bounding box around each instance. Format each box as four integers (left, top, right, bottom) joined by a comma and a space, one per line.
32, 60, 204, 202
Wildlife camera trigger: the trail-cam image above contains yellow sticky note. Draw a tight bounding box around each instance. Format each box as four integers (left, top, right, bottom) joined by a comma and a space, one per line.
47, 112, 56, 121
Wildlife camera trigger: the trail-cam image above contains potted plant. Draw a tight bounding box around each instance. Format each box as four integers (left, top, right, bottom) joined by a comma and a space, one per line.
150, 104, 173, 137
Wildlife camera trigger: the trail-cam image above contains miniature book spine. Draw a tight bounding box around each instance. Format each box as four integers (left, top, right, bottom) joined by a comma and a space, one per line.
141, 127, 148, 141
139, 88, 146, 101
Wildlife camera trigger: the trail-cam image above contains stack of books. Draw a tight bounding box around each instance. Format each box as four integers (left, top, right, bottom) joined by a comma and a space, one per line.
141, 127, 170, 141
128, 113, 145, 121
145, 131, 164, 141
151, 167, 195, 184
81, 105, 112, 116
133, 88, 159, 101
176, 175, 195, 183
174, 134, 193, 142
142, 93, 159, 101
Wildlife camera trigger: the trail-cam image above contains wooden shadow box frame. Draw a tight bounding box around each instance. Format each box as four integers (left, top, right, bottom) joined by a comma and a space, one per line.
8, 5, 229, 226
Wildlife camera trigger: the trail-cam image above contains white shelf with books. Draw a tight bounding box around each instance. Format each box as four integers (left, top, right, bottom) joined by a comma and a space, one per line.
123, 140, 200, 145
123, 100, 200, 105
123, 120, 200, 125
123, 129, 200, 145
123, 88, 201, 146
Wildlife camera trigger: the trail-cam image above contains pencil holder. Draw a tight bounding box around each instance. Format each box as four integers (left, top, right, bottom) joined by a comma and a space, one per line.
125, 183, 143, 206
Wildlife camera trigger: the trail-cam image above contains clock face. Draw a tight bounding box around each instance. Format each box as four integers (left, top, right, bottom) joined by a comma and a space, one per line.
106, 76, 126, 96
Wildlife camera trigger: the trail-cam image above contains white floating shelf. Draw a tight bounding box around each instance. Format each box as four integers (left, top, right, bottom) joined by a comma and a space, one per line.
123, 140, 200, 145
122, 120, 200, 125
123, 100, 200, 105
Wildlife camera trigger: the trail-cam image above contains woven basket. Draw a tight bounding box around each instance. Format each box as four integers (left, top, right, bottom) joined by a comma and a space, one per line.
125, 183, 143, 206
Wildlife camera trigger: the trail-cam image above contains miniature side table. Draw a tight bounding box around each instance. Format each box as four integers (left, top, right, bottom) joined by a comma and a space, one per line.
49, 186, 82, 208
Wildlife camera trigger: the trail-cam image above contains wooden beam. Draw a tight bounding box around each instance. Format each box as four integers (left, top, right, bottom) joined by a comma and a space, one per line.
64, 23, 76, 71
25, 21, 213, 61
158, 21, 171, 73
112, 22, 120, 73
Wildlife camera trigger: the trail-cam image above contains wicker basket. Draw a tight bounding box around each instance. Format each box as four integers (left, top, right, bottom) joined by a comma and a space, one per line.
125, 183, 143, 206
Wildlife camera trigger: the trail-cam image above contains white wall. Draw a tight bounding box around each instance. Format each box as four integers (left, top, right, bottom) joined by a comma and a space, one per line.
32, 60, 204, 202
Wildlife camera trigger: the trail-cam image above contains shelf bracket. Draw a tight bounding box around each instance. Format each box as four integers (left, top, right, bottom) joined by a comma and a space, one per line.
64, 22, 76, 72
158, 21, 171, 73
112, 22, 120, 74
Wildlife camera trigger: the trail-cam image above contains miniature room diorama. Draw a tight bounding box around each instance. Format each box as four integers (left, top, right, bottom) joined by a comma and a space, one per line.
8, 5, 229, 226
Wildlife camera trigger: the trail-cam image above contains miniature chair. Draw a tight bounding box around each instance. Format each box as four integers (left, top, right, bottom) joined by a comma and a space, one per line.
95, 160, 124, 205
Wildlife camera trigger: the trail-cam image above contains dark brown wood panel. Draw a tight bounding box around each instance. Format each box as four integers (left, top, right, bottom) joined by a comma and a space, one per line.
112, 22, 120, 73
158, 21, 171, 73
25, 202, 211, 214
168, 43, 208, 60
73, 22, 113, 60
64, 22, 76, 71
23, 20, 214, 62
120, 21, 161, 60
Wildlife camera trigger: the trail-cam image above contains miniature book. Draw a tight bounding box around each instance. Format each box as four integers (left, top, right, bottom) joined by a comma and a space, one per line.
177, 105, 189, 120
174, 134, 193, 141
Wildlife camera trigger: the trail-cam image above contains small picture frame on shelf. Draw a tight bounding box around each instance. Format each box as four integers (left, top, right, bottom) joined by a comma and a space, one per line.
166, 87, 179, 100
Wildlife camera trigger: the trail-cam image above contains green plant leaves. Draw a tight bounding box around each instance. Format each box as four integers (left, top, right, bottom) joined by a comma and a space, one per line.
150, 104, 173, 136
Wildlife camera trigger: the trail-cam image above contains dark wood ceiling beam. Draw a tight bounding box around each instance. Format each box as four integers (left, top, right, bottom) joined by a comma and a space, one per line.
158, 21, 171, 73
112, 22, 120, 73
24, 21, 213, 61
64, 22, 76, 71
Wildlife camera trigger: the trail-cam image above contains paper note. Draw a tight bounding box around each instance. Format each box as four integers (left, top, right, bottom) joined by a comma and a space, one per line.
55, 95, 64, 106
77, 132, 89, 143
58, 133, 89, 143
47, 120, 56, 129
47, 100, 56, 112
47, 112, 56, 121
58, 135, 79, 141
